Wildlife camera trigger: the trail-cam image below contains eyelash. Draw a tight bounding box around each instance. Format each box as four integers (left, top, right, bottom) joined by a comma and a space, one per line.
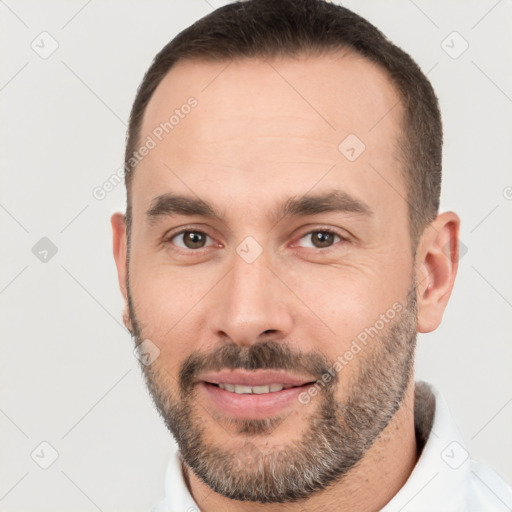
163, 227, 348, 253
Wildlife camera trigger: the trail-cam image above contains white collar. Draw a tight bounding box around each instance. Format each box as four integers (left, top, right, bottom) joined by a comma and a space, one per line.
382, 381, 471, 511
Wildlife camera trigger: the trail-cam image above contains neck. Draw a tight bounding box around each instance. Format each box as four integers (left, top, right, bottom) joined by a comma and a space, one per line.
182, 380, 419, 512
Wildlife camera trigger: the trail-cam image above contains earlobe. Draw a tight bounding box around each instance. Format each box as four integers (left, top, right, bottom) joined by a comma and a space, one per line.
122, 302, 133, 334
415, 211, 461, 333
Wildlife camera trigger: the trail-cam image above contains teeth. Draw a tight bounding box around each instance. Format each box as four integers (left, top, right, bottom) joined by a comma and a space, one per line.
234, 385, 252, 394
253, 385, 273, 394
217, 383, 287, 394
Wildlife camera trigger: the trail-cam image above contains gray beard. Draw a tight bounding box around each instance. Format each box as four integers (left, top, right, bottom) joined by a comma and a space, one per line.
128, 284, 417, 504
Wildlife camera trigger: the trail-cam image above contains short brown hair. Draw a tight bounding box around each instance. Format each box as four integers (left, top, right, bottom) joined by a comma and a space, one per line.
124, 0, 442, 243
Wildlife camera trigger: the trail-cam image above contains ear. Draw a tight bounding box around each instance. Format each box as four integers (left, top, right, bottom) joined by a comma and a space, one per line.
415, 211, 460, 333
111, 212, 133, 333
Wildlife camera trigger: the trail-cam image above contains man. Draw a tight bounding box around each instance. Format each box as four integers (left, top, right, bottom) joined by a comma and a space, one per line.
111, 0, 512, 510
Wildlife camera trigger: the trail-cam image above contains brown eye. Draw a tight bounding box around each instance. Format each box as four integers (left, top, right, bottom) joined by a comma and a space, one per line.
170, 230, 211, 250
298, 230, 342, 249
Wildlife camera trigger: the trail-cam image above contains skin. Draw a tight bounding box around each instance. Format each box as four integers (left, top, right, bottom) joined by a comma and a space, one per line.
112, 52, 460, 511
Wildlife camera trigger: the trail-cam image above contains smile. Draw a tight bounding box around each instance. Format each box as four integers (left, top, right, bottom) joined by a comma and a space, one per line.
211, 383, 302, 394
200, 380, 316, 420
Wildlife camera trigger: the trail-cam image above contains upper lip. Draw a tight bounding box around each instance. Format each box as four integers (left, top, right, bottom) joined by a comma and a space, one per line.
198, 369, 317, 387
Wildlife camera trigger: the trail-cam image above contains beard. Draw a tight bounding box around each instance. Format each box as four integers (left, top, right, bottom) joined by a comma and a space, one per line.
127, 283, 417, 504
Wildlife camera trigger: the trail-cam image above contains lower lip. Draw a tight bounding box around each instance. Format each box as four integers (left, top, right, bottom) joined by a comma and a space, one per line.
200, 382, 314, 419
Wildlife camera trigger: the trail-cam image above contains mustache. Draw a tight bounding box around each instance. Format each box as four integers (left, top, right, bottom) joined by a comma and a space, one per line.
179, 340, 336, 394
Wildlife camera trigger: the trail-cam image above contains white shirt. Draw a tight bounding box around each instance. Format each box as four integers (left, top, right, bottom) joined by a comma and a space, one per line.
151, 381, 512, 511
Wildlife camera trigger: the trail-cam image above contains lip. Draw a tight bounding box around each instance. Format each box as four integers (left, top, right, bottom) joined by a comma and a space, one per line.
198, 369, 316, 387
197, 370, 318, 420
199, 380, 316, 420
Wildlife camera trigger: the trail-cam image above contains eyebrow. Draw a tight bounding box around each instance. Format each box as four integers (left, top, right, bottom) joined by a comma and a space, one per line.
145, 189, 373, 226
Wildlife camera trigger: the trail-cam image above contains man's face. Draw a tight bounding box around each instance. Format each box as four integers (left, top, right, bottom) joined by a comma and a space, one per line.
124, 52, 417, 502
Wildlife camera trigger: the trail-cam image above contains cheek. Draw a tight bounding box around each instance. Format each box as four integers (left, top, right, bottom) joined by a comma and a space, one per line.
287, 264, 407, 357
130, 246, 208, 312
128, 259, 209, 358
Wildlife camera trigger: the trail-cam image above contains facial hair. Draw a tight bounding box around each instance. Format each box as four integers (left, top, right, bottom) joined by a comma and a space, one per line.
127, 284, 417, 503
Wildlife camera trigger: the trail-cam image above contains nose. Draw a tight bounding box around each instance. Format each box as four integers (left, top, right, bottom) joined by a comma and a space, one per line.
207, 249, 294, 346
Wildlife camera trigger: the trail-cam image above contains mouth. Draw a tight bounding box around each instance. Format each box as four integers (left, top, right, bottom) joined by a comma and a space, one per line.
197, 370, 318, 419
205, 382, 309, 394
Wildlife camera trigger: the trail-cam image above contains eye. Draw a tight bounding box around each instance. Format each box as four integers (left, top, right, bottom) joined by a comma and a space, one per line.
167, 230, 214, 250
296, 229, 344, 249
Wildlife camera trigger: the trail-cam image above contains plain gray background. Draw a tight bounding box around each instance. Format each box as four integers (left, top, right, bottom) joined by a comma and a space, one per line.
1, 0, 511, 510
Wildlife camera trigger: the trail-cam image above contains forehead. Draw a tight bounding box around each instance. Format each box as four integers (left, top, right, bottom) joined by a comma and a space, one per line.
132, 52, 405, 225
